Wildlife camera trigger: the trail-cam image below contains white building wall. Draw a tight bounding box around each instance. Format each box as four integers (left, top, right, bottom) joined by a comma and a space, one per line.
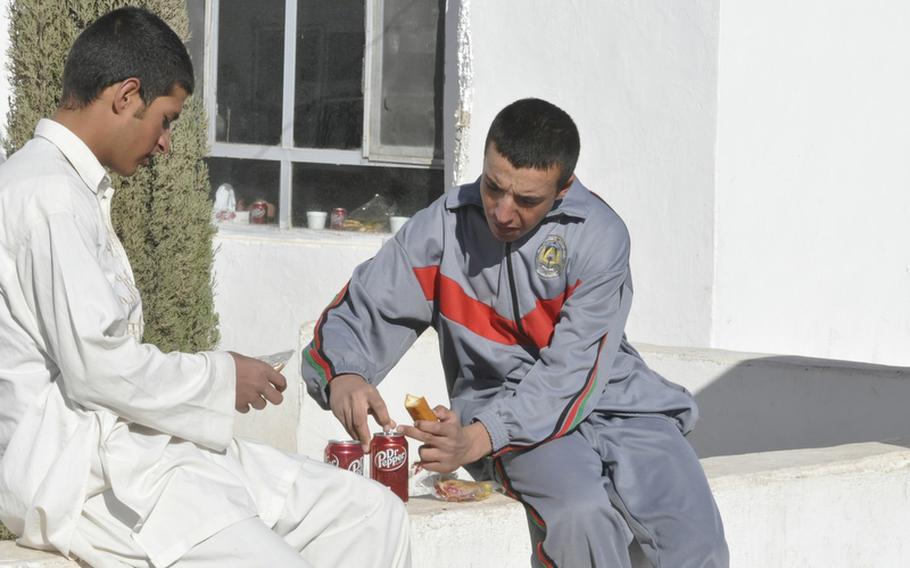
712, 1, 910, 365
459, 0, 720, 348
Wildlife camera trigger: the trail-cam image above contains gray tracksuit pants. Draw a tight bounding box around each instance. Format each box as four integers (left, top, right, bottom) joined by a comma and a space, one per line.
494, 414, 728, 568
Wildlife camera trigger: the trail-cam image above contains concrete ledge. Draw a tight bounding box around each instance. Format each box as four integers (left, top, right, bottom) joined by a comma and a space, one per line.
0, 542, 75, 567
4, 441, 910, 566
408, 493, 531, 568
706, 440, 910, 566
406, 440, 910, 567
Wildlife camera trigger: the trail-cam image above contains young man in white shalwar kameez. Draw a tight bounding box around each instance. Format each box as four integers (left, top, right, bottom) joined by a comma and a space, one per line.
0, 7, 410, 568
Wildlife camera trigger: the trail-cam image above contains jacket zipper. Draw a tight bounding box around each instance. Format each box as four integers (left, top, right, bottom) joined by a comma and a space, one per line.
505, 242, 528, 339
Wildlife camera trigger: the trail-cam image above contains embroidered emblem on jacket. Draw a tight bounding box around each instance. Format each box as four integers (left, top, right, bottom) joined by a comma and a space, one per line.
536, 235, 567, 278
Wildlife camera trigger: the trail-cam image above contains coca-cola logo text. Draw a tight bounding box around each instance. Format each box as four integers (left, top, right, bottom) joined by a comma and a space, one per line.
373, 448, 407, 471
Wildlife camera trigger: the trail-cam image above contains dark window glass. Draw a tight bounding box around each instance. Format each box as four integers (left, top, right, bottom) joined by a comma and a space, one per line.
294, 0, 365, 149
186, 0, 206, 96
216, 0, 285, 145
207, 158, 281, 224
292, 163, 444, 230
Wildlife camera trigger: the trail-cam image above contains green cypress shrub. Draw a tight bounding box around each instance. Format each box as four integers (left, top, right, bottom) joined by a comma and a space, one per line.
2, 0, 218, 540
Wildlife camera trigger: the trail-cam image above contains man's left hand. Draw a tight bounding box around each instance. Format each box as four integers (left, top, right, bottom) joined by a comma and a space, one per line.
398, 406, 492, 473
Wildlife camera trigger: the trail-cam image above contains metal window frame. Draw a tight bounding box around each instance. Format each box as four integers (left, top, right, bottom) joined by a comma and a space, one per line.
202, 0, 439, 229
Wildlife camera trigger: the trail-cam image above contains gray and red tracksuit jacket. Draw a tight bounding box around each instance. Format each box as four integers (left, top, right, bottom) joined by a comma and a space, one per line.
301, 178, 697, 456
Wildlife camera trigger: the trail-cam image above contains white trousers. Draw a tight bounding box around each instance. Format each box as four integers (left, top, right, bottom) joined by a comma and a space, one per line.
68, 457, 411, 568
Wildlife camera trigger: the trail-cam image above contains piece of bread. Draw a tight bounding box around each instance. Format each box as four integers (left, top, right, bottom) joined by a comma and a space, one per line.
405, 394, 438, 422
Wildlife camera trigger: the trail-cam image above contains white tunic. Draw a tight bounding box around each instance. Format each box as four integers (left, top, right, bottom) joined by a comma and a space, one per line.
0, 120, 298, 567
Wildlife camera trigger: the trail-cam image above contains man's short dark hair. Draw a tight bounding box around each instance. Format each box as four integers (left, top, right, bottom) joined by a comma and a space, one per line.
60, 7, 194, 110
484, 98, 580, 190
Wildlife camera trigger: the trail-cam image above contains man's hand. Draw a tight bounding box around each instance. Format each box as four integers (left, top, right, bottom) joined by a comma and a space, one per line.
328, 373, 394, 452
398, 406, 492, 473
230, 352, 287, 413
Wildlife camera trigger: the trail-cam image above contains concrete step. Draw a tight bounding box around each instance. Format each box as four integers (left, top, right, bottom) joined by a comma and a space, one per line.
409, 440, 910, 567
5, 440, 910, 567
0, 542, 75, 567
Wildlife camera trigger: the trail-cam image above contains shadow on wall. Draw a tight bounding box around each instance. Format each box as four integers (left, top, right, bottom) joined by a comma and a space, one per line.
670, 354, 910, 459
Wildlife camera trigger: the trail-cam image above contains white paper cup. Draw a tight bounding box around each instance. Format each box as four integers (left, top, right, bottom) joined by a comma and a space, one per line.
389, 216, 410, 233
307, 210, 328, 230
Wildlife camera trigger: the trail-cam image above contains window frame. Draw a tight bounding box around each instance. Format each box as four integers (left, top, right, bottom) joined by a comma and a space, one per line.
201, 0, 443, 229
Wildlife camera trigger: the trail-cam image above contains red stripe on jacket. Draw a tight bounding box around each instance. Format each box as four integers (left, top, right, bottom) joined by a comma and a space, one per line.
553, 333, 608, 438
412, 265, 580, 349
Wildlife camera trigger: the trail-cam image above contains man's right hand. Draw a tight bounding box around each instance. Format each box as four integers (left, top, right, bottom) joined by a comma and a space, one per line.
230, 352, 287, 413
329, 373, 394, 452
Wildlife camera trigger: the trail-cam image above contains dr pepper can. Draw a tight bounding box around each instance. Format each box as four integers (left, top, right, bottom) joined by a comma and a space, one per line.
330, 207, 347, 230
370, 431, 408, 501
324, 440, 364, 475
249, 200, 268, 224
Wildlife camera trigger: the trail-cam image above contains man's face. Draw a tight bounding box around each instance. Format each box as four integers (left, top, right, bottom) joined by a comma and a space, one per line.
480, 145, 572, 242
111, 85, 188, 176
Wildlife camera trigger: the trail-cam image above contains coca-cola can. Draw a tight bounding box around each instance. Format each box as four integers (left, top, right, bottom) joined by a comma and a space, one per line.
249, 200, 268, 224
330, 207, 347, 230
370, 431, 409, 502
324, 440, 364, 475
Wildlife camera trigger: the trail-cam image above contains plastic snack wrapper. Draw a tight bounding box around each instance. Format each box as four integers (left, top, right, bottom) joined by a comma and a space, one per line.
435, 477, 495, 502
254, 349, 294, 372
343, 193, 396, 232
410, 469, 497, 503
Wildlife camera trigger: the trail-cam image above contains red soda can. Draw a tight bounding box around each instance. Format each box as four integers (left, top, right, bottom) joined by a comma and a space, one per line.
324, 440, 364, 475
249, 200, 268, 224
330, 207, 347, 230
370, 431, 409, 502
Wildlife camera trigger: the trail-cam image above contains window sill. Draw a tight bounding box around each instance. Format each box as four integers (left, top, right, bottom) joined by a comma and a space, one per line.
214, 222, 392, 247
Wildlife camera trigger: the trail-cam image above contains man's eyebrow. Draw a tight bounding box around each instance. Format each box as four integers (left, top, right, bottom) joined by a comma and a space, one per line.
516, 192, 544, 202
483, 175, 503, 189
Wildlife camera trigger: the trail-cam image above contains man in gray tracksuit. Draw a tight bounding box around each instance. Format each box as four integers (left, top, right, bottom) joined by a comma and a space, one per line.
301, 98, 728, 567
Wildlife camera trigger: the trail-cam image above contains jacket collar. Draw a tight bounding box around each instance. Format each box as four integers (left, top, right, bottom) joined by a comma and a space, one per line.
445, 176, 590, 220
34, 118, 111, 195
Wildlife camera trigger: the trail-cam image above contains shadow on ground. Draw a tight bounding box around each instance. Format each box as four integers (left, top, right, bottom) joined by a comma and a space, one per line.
682, 355, 910, 458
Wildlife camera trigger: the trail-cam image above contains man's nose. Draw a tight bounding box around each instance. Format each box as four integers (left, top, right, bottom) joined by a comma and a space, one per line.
493, 196, 516, 223
157, 129, 172, 155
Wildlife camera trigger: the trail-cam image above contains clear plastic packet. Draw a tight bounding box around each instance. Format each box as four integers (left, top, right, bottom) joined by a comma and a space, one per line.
254, 349, 294, 372
410, 469, 497, 502
434, 477, 495, 502
343, 193, 396, 232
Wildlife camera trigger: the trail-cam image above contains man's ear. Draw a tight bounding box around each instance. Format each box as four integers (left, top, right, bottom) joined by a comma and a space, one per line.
111, 78, 143, 116
557, 174, 575, 199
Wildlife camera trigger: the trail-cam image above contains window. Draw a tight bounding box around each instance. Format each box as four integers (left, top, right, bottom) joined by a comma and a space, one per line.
190, 0, 445, 230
